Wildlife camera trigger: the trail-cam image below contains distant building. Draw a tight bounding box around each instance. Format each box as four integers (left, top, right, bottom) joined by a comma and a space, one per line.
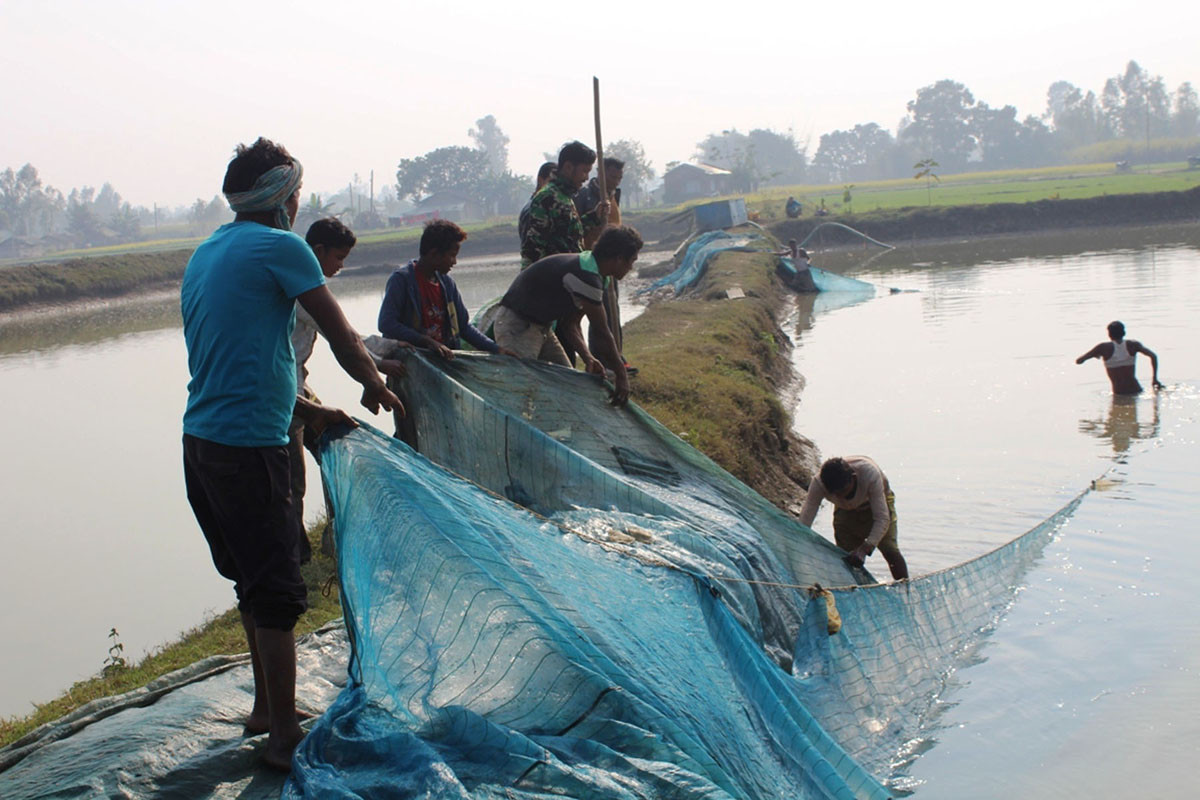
413, 191, 485, 224
662, 163, 733, 205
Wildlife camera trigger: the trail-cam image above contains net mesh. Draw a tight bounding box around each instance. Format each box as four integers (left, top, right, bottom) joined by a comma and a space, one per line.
639, 231, 760, 296
287, 352, 1085, 798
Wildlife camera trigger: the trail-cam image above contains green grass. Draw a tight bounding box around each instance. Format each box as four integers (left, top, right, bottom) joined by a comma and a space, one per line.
623, 245, 817, 507
742, 162, 1200, 223
0, 522, 344, 750
0, 250, 192, 311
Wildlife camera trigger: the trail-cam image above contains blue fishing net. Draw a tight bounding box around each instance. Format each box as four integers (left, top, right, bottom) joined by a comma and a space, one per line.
776, 257, 878, 296
639, 231, 760, 296
284, 352, 1088, 798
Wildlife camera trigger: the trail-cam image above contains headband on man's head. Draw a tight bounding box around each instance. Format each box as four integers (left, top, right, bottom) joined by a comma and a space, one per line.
224, 161, 303, 231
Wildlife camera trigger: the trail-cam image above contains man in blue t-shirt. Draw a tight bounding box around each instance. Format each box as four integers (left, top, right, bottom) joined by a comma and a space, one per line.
494, 225, 643, 406
181, 137, 400, 771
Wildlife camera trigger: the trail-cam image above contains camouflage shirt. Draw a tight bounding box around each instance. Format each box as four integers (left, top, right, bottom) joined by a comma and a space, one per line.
519, 175, 605, 263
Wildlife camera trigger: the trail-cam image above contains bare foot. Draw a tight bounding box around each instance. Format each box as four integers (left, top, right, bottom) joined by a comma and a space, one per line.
243, 708, 314, 737
260, 728, 305, 772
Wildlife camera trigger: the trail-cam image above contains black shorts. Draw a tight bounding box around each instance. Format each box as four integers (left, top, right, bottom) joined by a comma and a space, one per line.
183, 434, 307, 630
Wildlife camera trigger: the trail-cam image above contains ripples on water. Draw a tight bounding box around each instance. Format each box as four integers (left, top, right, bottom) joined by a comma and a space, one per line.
789, 231, 1199, 797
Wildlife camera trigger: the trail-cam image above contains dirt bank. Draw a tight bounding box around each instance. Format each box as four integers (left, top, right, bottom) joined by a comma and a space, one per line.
769, 185, 1200, 246
621, 244, 820, 509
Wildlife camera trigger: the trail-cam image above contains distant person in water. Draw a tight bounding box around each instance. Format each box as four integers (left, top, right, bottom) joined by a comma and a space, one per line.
1075, 320, 1163, 395
799, 456, 908, 580
776, 238, 800, 260
775, 239, 817, 292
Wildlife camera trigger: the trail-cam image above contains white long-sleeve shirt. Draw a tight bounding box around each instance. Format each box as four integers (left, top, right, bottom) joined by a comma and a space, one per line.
798, 455, 892, 547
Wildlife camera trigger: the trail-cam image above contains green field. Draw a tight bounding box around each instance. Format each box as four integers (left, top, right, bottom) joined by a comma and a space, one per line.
741, 162, 1200, 223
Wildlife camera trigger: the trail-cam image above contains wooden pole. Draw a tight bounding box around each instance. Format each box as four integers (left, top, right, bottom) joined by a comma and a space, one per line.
593, 76, 607, 202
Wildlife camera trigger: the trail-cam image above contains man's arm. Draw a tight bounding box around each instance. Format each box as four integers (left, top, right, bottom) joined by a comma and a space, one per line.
580, 199, 610, 232
448, 283, 501, 354
863, 475, 891, 549
293, 394, 357, 437
298, 285, 402, 416
377, 273, 426, 347
798, 480, 826, 529
1075, 343, 1107, 364
1131, 341, 1164, 388
579, 300, 630, 405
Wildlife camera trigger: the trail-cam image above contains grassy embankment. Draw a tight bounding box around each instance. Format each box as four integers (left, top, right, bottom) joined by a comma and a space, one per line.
0, 526, 343, 749
742, 161, 1200, 222
621, 242, 818, 509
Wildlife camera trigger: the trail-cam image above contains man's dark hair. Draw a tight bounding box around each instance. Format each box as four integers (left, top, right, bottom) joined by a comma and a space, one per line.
305, 217, 357, 250
603, 157, 625, 171
536, 161, 557, 182
592, 225, 644, 262
558, 140, 596, 169
1107, 320, 1125, 339
420, 219, 468, 256
222, 137, 294, 195
819, 457, 855, 494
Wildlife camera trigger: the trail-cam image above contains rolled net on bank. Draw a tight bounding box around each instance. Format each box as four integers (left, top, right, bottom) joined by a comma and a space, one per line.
639, 231, 761, 296
289, 353, 1086, 798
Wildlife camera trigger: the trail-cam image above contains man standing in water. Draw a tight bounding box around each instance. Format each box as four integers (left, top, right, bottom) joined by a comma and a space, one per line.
181, 138, 400, 770
1076, 320, 1163, 395
799, 456, 909, 581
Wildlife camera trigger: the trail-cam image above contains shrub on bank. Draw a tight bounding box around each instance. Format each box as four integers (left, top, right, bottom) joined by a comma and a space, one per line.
0, 251, 192, 312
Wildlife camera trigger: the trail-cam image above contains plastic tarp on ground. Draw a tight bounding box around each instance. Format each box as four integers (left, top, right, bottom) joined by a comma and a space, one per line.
0, 627, 350, 799
285, 352, 1086, 798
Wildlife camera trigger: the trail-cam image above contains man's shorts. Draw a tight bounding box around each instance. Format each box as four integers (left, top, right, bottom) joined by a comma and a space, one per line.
183, 434, 307, 630
493, 305, 571, 366
832, 491, 901, 559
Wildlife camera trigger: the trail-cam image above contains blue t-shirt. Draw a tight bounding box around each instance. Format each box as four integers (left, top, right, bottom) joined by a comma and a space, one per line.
181, 222, 325, 447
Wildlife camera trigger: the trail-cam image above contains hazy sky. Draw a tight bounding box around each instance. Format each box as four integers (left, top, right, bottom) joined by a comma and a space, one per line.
2, 0, 1195, 208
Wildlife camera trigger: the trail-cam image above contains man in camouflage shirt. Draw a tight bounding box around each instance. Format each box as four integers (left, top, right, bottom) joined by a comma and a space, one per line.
520, 140, 609, 266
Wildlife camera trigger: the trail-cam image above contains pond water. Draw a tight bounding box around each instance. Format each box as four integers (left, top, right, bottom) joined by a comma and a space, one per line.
787, 225, 1200, 797
0, 251, 653, 721
0, 230, 1196, 799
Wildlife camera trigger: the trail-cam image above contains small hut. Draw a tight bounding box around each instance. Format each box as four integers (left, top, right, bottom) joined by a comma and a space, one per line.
662, 163, 733, 205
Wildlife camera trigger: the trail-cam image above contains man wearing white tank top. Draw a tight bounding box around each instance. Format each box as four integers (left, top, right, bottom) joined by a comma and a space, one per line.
1075, 320, 1163, 395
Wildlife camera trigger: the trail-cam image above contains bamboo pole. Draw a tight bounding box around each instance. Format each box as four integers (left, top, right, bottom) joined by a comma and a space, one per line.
593, 76, 607, 203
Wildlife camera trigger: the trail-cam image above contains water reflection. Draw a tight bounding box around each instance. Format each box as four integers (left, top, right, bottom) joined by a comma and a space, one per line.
1078, 393, 1160, 459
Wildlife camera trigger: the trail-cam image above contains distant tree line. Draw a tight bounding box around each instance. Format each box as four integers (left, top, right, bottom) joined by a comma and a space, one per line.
6, 60, 1196, 253
395, 115, 659, 217
680, 60, 1199, 188
809, 60, 1199, 183
0, 163, 238, 250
